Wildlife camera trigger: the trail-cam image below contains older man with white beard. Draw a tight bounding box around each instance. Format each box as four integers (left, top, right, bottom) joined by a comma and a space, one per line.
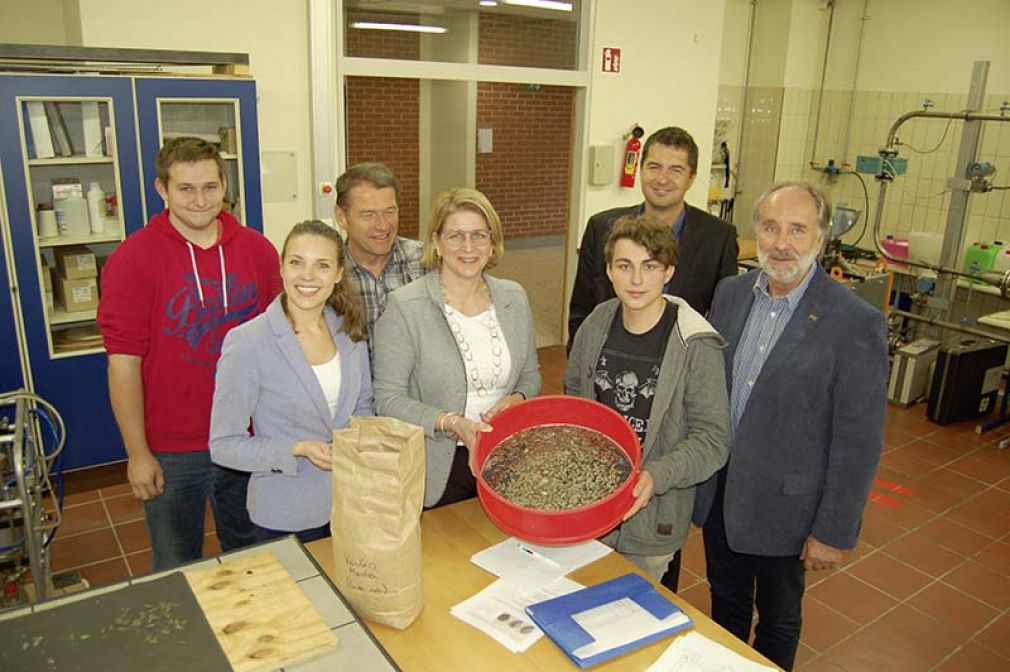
691, 182, 889, 671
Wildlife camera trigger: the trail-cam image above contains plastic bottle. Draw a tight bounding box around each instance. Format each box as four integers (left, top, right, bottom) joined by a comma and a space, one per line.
994, 249, 1010, 274
87, 182, 106, 234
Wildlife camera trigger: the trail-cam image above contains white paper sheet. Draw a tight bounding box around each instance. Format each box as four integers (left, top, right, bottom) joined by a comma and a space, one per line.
470, 537, 612, 587
644, 631, 779, 672
81, 102, 103, 157
450, 576, 583, 653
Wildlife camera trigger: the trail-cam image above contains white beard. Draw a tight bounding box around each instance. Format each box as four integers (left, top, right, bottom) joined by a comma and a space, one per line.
758, 246, 819, 286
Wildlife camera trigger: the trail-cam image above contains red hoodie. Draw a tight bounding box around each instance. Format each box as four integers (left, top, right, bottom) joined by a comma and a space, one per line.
98, 210, 280, 453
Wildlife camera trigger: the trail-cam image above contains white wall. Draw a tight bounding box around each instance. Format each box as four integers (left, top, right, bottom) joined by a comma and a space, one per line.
0, 0, 71, 44
782, 0, 826, 90
73, 0, 314, 249
719, 0, 752, 88
855, 0, 1010, 93
584, 0, 726, 229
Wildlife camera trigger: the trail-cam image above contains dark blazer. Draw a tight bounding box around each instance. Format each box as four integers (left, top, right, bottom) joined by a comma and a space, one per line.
692, 267, 889, 556
567, 203, 738, 348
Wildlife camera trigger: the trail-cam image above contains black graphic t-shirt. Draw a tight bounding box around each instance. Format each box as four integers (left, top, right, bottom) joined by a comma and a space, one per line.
594, 302, 678, 446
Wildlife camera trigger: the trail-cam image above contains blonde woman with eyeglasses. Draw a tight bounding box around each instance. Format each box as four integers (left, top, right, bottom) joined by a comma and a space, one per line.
372, 188, 541, 509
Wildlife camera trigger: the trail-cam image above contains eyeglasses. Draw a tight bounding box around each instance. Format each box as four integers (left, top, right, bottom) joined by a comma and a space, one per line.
441, 228, 492, 248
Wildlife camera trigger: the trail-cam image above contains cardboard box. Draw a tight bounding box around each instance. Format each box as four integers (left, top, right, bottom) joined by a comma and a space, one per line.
218, 126, 238, 154
54, 245, 97, 280
40, 256, 53, 291
56, 276, 98, 312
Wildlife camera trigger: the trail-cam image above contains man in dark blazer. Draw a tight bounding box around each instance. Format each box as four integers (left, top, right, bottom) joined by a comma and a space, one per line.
568, 126, 738, 349
693, 181, 888, 671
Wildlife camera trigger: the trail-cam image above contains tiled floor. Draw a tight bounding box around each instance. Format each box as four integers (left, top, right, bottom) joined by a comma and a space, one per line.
48, 471, 220, 589
49, 345, 1010, 671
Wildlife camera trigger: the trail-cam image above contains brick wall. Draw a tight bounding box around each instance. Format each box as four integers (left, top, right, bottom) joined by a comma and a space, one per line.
478, 13, 577, 70
475, 83, 574, 238
345, 12, 420, 59
343, 11, 577, 240
345, 77, 421, 237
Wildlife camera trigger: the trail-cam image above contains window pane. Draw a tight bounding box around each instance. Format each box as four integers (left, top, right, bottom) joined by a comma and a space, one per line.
344, 1, 581, 71
344, 76, 573, 347
345, 77, 421, 236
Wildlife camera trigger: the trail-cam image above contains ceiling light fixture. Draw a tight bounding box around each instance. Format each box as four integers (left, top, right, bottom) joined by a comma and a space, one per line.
503, 0, 573, 11
350, 21, 448, 34
479, 1, 499, 6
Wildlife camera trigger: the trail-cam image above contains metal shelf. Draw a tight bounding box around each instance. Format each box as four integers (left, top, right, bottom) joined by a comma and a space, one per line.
27, 156, 114, 167
48, 307, 97, 325
37, 224, 121, 248
37, 225, 121, 248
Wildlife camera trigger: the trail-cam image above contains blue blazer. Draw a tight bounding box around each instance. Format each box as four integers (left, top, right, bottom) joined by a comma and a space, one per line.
693, 267, 888, 556
210, 295, 374, 531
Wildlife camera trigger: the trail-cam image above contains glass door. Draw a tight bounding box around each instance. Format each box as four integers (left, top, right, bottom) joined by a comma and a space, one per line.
18, 96, 126, 357
0, 74, 144, 468
135, 78, 263, 232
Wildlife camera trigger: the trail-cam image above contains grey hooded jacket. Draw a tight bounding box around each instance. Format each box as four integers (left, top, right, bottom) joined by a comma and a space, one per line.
565, 295, 731, 555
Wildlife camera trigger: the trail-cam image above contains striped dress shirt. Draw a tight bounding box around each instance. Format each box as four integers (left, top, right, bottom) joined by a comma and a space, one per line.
730, 264, 817, 435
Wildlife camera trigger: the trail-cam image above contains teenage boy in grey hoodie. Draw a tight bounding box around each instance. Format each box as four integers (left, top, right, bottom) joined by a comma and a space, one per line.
565, 214, 730, 586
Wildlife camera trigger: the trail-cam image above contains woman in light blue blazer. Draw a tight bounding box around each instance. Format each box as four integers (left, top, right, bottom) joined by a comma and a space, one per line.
210, 220, 374, 543
373, 188, 541, 509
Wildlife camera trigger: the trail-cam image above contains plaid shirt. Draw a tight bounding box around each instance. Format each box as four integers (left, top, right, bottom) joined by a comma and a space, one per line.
345, 236, 426, 345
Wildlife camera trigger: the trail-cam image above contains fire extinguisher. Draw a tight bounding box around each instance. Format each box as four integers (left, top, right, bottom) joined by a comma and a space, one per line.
620, 125, 645, 188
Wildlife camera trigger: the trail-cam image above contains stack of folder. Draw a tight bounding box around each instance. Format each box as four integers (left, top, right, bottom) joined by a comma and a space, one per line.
525, 573, 692, 668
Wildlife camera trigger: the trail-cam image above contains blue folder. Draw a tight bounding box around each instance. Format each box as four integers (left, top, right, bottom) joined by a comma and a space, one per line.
524, 573, 692, 668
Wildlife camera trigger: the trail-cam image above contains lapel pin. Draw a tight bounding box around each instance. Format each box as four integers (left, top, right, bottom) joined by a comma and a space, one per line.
809, 314, 818, 321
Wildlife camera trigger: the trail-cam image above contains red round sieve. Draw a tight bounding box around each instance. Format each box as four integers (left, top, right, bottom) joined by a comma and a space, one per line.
475, 395, 641, 545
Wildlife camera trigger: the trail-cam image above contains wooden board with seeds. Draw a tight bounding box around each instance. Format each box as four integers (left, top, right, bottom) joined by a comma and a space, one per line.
481, 424, 632, 510
185, 551, 338, 672
0, 571, 231, 672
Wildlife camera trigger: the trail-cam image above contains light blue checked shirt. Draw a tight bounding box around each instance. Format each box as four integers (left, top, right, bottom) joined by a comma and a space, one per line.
730, 264, 817, 435
345, 236, 426, 359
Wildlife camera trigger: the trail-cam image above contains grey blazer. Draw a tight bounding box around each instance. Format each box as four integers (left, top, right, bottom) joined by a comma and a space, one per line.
693, 267, 889, 556
210, 296, 374, 531
372, 272, 542, 507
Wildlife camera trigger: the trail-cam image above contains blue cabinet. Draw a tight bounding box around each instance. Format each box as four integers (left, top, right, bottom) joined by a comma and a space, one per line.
0, 74, 261, 469
134, 78, 262, 229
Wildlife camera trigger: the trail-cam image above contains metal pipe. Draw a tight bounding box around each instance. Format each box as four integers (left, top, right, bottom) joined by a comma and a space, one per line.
934, 61, 989, 320
891, 309, 1010, 345
841, 0, 870, 164
809, 0, 837, 164
870, 65, 1010, 296
733, 0, 758, 195
871, 186, 1010, 296
884, 110, 1009, 151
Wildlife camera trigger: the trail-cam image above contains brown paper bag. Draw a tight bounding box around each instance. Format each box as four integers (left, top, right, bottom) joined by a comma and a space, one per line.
331, 416, 425, 629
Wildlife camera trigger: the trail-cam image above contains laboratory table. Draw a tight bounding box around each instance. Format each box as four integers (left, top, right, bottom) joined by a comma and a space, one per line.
0, 499, 778, 671
306, 498, 778, 671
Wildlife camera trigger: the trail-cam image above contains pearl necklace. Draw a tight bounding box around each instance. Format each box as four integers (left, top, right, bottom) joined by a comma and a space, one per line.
443, 295, 504, 398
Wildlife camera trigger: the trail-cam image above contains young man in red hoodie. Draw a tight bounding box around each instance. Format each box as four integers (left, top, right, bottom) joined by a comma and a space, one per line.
98, 137, 280, 570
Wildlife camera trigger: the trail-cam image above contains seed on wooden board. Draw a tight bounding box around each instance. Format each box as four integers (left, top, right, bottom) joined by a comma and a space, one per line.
223, 620, 246, 634
482, 425, 631, 511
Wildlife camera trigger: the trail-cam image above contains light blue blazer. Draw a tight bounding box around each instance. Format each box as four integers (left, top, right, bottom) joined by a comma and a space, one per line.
210, 295, 374, 531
